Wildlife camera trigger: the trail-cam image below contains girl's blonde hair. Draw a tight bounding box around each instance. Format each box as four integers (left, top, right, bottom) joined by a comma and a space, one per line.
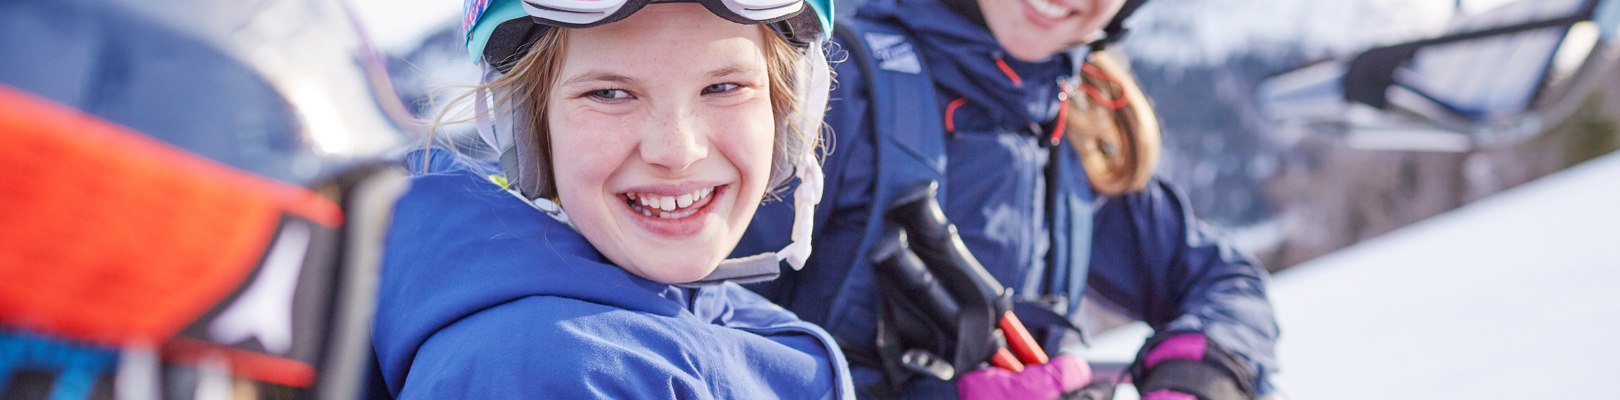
434, 25, 813, 201
1065, 50, 1161, 196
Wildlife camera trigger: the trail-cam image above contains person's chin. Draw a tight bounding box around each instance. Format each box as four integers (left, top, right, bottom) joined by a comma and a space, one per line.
1004, 43, 1057, 62
988, 25, 1062, 61
635, 257, 721, 284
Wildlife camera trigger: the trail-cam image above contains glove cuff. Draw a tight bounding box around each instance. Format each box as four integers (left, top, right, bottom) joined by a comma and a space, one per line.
1128, 332, 1257, 400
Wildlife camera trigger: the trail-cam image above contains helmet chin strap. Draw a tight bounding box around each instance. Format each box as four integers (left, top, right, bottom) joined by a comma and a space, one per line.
475, 65, 544, 199
473, 68, 511, 161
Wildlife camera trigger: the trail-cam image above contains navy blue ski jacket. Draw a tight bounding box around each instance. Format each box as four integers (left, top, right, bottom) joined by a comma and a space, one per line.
372, 150, 855, 399
734, 0, 1279, 396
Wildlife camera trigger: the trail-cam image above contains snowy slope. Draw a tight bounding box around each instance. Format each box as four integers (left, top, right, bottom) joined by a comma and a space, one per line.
1122, 0, 1522, 67
1083, 150, 1620, 399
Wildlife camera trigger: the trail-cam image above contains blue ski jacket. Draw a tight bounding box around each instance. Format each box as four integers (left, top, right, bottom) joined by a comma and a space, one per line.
734, 0, 1279, 396
372, 150, 855, 399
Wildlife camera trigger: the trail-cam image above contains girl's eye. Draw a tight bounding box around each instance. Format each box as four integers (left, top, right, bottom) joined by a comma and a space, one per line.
588, 89, 631, 101
702, 83, 740, 95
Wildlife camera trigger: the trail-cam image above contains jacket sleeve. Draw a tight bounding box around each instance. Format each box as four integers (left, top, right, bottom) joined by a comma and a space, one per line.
705, 283, 857, 400
1085, 178, 1280, 394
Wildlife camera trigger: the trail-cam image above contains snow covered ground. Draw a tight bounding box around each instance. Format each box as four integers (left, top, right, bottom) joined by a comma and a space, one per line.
1123, 0, 1525, 66
1084, 150, 1620, 399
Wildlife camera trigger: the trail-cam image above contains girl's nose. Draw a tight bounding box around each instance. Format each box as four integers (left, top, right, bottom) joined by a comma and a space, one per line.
639, 103, 708, 171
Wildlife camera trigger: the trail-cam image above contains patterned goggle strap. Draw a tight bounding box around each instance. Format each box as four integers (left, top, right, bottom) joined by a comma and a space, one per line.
520, 0, 804, 28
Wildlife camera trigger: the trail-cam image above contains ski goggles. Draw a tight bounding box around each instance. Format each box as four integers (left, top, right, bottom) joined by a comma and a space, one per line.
469, 0, 828, 72
521, 0, 806, 28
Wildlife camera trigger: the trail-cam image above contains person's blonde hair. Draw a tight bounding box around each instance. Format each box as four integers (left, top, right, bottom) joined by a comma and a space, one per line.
1065, 50, 1161, 196
433, 25, 813, 201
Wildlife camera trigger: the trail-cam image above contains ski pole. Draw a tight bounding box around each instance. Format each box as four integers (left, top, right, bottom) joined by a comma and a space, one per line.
885, 182, 1051, 371
871, 231, 1028, 372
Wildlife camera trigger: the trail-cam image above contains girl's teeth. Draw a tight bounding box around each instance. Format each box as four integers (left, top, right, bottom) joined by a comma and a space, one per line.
1025, 0, 1066, 18
626, 186, 718, 217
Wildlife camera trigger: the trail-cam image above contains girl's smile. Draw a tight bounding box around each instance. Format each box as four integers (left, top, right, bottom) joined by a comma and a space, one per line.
620, 183, 725, 236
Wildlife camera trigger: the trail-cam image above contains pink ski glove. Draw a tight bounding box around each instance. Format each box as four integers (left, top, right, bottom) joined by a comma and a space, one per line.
956, 354, 1092, 400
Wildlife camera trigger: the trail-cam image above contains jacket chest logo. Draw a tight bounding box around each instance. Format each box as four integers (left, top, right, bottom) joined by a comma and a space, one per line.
863, 33, 921, 74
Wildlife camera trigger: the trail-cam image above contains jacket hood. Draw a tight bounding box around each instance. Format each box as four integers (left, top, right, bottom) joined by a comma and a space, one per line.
858, 0, 1074, 132
371, 149, 692, 395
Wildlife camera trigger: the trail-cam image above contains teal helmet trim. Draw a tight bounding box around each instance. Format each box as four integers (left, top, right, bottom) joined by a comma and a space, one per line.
465, 0, 528, 66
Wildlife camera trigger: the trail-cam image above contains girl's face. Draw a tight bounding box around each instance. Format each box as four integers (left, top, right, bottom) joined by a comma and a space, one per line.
548, 4, 776, 284
978, 0, 1126, 62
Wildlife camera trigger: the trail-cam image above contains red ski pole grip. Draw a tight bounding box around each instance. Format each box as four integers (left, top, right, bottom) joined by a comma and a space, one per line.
1000, 311, 1049, 365
989, 347, 1025, 372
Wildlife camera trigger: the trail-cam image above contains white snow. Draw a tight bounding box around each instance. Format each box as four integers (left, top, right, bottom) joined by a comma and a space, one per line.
1084, 150, 1620, 399
1122, 0, 1546, 66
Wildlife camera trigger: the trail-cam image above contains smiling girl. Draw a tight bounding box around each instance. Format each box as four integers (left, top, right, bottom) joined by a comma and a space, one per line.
731, 0, 1281, 398
368, 0, 849, 397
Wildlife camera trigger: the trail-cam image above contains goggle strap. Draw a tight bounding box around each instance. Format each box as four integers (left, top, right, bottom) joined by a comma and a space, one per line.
520, 0, 806, 28
472, 86, 503, 152
483, 2, 821, 73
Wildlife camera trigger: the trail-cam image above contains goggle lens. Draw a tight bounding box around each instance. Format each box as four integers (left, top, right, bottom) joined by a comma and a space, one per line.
521, 0, 631, 26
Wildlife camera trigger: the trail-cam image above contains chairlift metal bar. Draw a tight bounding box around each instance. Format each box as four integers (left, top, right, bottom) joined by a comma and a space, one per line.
1344, 1, 1598, 109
